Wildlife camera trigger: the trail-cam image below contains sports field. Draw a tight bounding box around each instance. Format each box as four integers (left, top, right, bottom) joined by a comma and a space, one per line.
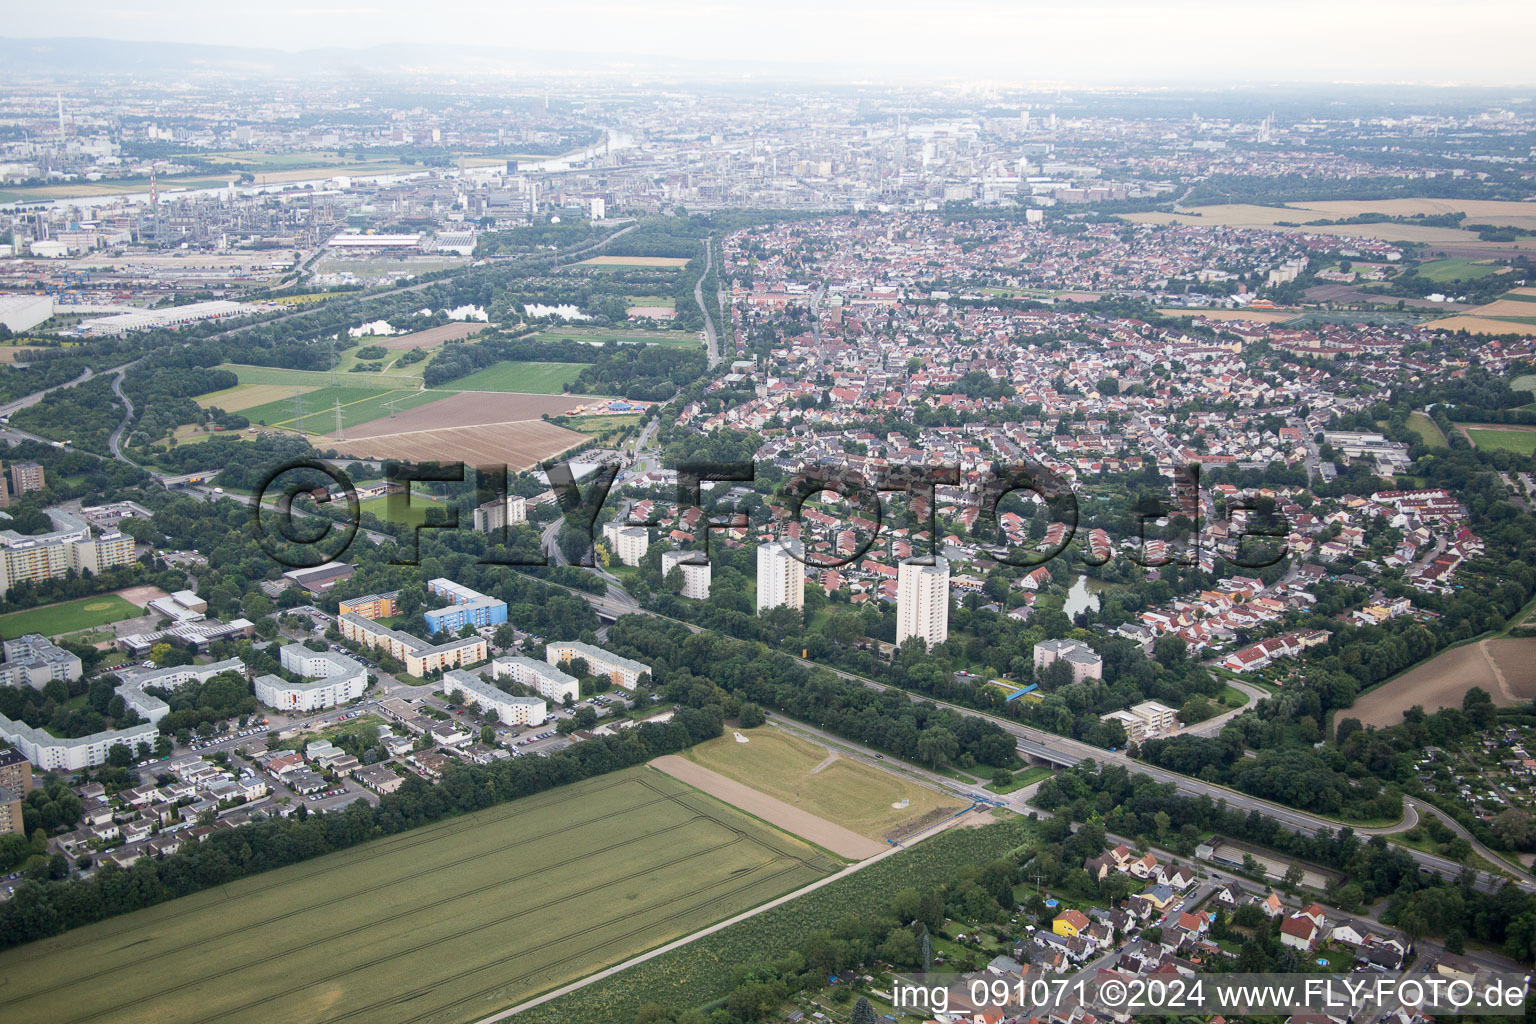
213, 363, 426, 390
0, 593, 142, 639
445, 360, 589, 394
1465, 427, 1536, 454
359, 492, 446, 524
680, 726, 964, 842
0, 768, 836, 1024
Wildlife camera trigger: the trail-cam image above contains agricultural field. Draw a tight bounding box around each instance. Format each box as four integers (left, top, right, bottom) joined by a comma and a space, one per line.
373, 322, 487, 350
576, 255, 692, 267
515, 814, 1033, 1024
211, 363, 425, 390
1127, 199, 1536, 248
678, 726, 965, 843
444, 360, 589, 394
196, 382, 321, 414
528, 326, 703, 349
1347, 638, 1536, 729
1462, 299, 1536, 319
239, 386, 441, 434
1464, 427, 1536, 454
0, 593, 142, 640
266, 293, 335, 306
0, 768, 836, 1024
1423, 315, 1536, 337
1415, 258, 1507, 284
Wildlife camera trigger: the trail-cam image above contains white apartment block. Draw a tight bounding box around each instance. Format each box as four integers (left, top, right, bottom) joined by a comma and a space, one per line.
339, 612, 488, 677
545, 641, 650, 690
0, 634, 82, 688
117, 658, 247, 724
756, 538, 805, 613
1099, 700, 1180, 744
491, 655, 580, 706
603, 520, 650, 567
251, 645, 368, 712
0, 508, 136, 597
897, 557, 950, 649
443, 668, 546, 726
473, 494, 528, 533
0, 712, 158, 771
661, 549, 712, 600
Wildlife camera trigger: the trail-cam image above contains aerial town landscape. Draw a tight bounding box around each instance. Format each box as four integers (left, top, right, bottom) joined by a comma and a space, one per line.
2, 5, 1536, 1024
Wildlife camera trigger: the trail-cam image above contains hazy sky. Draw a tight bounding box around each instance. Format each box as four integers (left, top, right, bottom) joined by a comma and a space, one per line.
9, 0, 1536, 84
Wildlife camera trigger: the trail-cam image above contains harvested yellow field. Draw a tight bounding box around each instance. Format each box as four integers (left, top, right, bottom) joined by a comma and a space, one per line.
1509, 288, 1536, 298
1158, 308, 1296, 323
1293, 199, 1536, 224
577, 255, 692, 267
1423, 316, 1536, 337
1349, 638, 1536, 729
197, 383, 321, 412
1465, 300, 1536, 318
1127, 199, 1536, 247
681, 726, 964, 843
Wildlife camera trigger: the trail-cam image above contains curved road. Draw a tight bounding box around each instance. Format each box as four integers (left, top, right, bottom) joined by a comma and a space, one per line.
108, 368, 138, 466
695, 237, 722, 368
519, 568, 1530, 891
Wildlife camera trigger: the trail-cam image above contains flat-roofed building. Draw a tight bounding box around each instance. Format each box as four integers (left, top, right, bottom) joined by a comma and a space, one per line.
0, 507, 135, 597
339, 612, 488, 677
545, 641, 649, 690
661, 550, 711, 600
897, 556, 950, 649
603, 520, 650, 567
0, 634, 82, 689
0, 746, 33, 797
338, 591, 398, 620
756, 538, 805, 613
473, 495, 527, 533
443, 669, 546, 726
8, 462, 45, 497
1034, 638, 1103, 683
491, 655, 579, 706
116, 658, 246, 725
0, 711, 157, 770
423, 578, 506, 635
0, 784, 22, 836
281, 561, 355, 594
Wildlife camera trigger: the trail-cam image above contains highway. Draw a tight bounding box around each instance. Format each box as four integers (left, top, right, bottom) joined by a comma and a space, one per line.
519, 563, 1533, 892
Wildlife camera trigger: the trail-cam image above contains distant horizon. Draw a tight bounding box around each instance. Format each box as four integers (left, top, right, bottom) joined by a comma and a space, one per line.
4, 0, 1536, 89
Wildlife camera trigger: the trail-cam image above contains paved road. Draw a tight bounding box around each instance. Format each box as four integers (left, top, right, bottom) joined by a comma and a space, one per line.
526, 568, 1531, 890
1180, 678, 1267, 737
108, 367, 137, 465
695, 237, 722, 368
0, 364, 101, 418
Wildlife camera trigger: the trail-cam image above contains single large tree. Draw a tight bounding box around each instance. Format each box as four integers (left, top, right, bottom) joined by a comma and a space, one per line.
851, 997, 878, 1024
